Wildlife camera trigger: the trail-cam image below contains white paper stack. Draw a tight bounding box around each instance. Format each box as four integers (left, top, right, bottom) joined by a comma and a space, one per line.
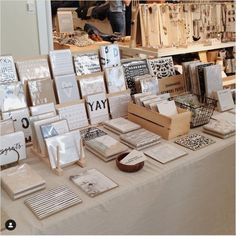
85, 134, 128, 161
103, 117, 141, 134
1, 164, 46, 200
120, 128, 161, 150
203, 119, 235, 139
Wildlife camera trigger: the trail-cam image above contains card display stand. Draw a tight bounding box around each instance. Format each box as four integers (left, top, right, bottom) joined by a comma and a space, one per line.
128, 102, 191, 140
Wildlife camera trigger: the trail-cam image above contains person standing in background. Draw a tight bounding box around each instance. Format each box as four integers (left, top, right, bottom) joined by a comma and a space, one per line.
108, 0, 131, 36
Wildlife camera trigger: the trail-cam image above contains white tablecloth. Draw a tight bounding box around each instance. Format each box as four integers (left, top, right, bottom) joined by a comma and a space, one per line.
1, 128, 235, 235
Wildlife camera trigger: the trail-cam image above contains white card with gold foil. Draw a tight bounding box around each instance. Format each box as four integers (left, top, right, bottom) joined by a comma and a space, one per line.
0, 131, 26, 165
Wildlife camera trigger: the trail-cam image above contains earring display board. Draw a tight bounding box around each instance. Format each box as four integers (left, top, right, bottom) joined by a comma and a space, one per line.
15, 58, 51, 84
49, 50, 75, 77
0, 119, 14, 136
138, 2, 235, 48
73, 52, 101, 76
100, 44, 121, 69
78, 72, 106, 98
0, 82, 27, 112
0, 56, 18, 83
1, 164, 46, 200
30, 103, 56, 116
122, 59, 150, 95
108, 90, 131, 119
28, 78, 56, 106
2, 108, 32, 144
147, 57, 175, 79
70, 169, 118, 197
45, 130, 81, 169
0, 131, 26, 166
24, 185, 82, 220
56, 100, 89, 131
104, 66, 126, 93
85, 93, 109, 125
54, 74, 80, 104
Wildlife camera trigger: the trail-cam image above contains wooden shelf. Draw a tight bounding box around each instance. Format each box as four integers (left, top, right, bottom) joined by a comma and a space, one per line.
119, 42, 236, 58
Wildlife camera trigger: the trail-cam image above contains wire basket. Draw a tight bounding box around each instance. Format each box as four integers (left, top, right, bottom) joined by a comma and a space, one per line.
173, 94, 217, 128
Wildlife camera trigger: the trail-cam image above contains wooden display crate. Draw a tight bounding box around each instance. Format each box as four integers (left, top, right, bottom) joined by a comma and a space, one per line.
128, 102, 191, 140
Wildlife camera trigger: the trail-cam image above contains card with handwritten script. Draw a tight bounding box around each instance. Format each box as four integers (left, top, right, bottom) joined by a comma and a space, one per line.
0, 131, 26, 165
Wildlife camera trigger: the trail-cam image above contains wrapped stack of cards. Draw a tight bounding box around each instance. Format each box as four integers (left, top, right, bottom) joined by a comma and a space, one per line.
85, 134, 128, 162
203, 120, 235, 139
120, 128, 161, 150
1, 164, 46, 200
103, 117, 141, 134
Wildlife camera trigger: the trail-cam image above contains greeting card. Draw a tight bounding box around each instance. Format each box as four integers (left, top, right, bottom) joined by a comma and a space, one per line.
54, 74, 80, 103
0, 56, 18, 83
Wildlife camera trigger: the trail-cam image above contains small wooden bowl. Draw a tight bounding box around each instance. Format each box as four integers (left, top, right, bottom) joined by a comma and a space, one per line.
116, 152, 144, 172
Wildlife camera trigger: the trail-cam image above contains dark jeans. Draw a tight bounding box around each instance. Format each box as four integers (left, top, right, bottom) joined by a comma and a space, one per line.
108, 11, 126, 36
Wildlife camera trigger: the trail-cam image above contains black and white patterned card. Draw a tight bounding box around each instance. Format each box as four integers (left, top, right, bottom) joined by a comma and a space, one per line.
175, 133, 215, 151
80, 127, 107, 141
0, 56, 18, 83
100, 44, 121, 69
122, 59, 150, 95
147, 57, 175, 79
74, 52, 101, 76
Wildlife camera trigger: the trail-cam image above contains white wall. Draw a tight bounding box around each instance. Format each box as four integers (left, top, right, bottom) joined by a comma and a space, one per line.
0, 0, 41, 57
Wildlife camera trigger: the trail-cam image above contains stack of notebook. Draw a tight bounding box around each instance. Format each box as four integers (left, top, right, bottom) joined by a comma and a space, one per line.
103, 118, 141, 134
203, 120, 235, 139
1, 164, 46, 200
85, 135, 128, 162
120, 128, 161, 150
